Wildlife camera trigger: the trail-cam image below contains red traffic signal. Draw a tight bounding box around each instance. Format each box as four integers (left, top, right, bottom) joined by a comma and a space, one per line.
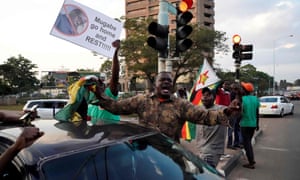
179, 0, 193, 11
232, 34, 253, 61
232, 34, 241, 44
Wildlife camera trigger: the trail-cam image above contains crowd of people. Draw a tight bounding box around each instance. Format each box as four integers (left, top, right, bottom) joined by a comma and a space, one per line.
0, 39, 260, 174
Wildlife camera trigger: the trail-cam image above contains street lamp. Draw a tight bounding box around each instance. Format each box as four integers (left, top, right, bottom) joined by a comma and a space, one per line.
272, 34, 293, 95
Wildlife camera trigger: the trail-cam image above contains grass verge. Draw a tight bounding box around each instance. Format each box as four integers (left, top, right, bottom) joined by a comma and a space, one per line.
0, 104, 24, 111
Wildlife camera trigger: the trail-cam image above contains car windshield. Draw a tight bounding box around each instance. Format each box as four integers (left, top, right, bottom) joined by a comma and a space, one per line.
260, 97, 277, 103
40, 134, 221, 180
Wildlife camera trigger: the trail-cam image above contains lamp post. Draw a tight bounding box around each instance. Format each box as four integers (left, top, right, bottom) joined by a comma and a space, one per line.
272, 34, 293, 95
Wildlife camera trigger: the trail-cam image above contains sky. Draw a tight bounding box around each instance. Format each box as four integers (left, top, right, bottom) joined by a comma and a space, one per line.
0, 0, 299, 83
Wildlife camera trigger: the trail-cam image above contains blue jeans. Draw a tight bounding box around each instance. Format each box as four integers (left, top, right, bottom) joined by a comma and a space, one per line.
227, 117, 243, 147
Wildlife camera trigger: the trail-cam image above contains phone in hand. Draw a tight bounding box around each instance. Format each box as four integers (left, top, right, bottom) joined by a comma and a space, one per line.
20, 104, 39, 121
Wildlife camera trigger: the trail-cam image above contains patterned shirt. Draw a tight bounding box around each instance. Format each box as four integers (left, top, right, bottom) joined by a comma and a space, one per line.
99, 93, 228, 142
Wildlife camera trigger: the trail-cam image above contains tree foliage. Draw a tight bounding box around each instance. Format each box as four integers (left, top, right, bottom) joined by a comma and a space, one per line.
294, 79, 300, 86
170, 26, 229, 86
100, 60, 113, 79
121, 18, 158, 86
0, 55, 39, 95
216, 64, 272, 96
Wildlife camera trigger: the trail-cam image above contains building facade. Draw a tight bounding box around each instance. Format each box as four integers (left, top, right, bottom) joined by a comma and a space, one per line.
125, 0, 215, 32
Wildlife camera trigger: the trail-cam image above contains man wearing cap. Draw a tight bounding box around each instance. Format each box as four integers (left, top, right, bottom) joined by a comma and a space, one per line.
240, 82, 260, 169
195, 87, 227, 168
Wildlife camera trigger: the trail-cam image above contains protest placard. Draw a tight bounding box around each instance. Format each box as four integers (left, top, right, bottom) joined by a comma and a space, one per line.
50, 0, 122, 58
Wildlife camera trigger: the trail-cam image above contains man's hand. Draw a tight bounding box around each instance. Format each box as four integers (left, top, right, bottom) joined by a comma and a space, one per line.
229, 98, 241, 110
225, 98, 242, 117
14, 127, 44, 151
112, 40, 120, 49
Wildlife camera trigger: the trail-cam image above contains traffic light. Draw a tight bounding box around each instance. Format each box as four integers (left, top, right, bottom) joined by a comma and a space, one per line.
240, 44, 253, 60
232, 34, 241, 61
175, 0, 193, 56
232, 34, 253, 62
147, 21, 169, 58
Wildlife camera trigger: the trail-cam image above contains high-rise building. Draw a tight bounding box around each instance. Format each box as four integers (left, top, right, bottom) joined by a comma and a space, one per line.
125, 0, 215, 33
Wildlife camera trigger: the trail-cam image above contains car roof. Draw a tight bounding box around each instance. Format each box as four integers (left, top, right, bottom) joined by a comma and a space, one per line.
0, 119, 158, 165
26, 99, 69, 102
260, 96, 282, 99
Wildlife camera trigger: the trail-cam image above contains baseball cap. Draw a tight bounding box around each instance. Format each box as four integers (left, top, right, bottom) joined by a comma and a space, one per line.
241, 82, 254, 92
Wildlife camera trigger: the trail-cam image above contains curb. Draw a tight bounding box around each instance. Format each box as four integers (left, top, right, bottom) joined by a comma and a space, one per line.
221, 129, 263, 177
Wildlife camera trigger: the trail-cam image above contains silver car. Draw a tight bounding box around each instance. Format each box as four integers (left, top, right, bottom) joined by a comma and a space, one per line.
23, 99, 69, 119
259, 96, 294, 117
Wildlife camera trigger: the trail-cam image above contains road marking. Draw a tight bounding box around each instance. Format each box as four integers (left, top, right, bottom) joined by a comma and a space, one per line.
258, 146, 289, 152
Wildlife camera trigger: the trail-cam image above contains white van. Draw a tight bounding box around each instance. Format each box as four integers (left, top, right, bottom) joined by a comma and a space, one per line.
23, 99, 69, 119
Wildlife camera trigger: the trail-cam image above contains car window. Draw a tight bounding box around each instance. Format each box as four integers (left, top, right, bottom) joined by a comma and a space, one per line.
282, 97, 289, 103
57, 102, 67, 108
260, 98, 277, 103
27, 101, 42, 109
41, 148, 104, 180
43, 102, 55, 108
41, 134, 219, 180
26, 100, 67, 109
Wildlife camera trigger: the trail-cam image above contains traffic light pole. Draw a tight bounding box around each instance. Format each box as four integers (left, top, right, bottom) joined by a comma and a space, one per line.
234, 61, 241, 82
157, 0, 177, 73
158, 0, 170, 73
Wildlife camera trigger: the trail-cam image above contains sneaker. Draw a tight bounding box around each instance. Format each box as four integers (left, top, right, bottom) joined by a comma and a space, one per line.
243, 163, 255, 169
234, 144, 244, 149
227, 146, 237, 150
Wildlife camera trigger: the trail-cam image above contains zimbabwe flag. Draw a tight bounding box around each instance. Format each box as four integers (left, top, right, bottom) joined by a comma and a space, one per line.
181, 59, 220, 141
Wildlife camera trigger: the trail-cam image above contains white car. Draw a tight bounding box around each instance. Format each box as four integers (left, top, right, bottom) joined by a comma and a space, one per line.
259, 96, 294, 117
23, 99, 69, 119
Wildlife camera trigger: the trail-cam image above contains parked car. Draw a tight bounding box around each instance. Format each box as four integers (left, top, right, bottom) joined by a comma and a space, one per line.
259, 96, 294, 117
23, 99, 69, 119
0, 119, 224, 180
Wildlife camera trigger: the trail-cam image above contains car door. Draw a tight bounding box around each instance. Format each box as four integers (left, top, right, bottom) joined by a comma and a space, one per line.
282, 97, 293, 114
280, 97, 290, 115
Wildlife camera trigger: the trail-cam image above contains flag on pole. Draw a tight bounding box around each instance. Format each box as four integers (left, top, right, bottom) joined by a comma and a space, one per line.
181, 59, 220, 141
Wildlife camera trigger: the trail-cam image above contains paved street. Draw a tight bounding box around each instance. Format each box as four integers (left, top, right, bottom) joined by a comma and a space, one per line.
227, 100, 300, 180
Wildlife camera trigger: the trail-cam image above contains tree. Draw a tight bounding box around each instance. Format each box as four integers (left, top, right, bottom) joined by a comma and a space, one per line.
294, 79, 300, 86
217, 64, 272, 96
100, 60, 113, 79
121, 18, 229, 89
121, 18, 158, 87
0, 55, 39, 94
170, 26, 229, 86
